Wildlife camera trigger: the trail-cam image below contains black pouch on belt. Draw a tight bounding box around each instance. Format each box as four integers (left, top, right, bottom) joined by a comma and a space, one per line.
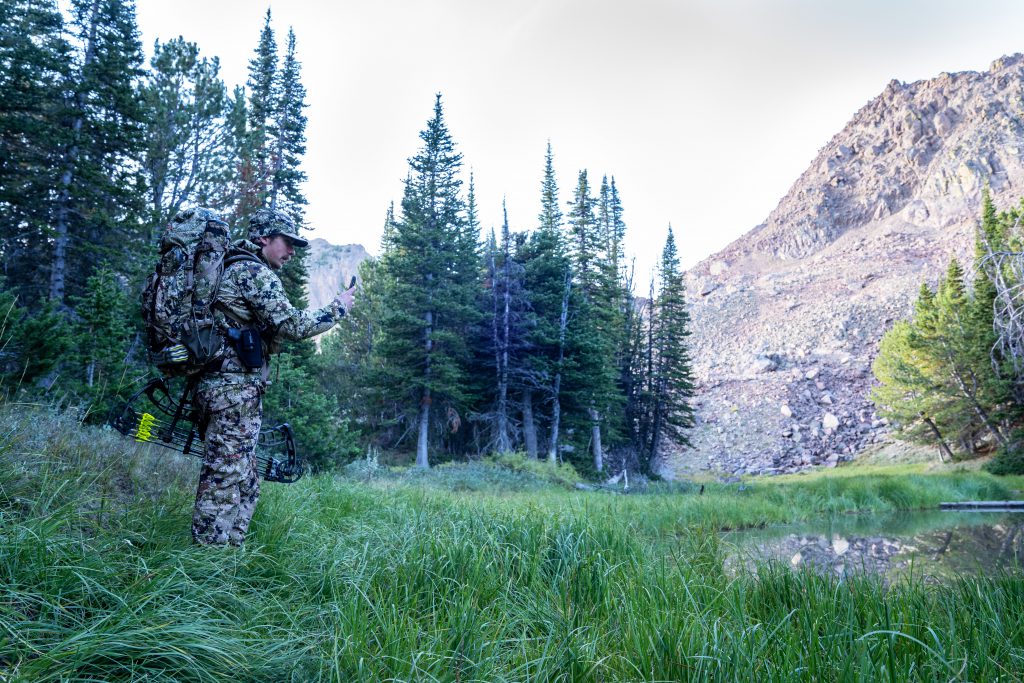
227, 328, 263, 370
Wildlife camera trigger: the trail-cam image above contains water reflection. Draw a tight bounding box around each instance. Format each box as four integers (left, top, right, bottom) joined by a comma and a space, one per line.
723, 510, 1024, 579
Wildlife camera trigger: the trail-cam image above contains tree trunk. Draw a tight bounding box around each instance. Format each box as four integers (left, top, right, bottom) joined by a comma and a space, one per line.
491, 238, 511, 453
522, 389, 538, 459
948, 363, 1008, 448
416, 387, 430, 468
547, 272, 570, 464
638, 278, 657, 460
497, 237, 512, 452
547, 372, 561, 464
921, 414, 954, 463
589, 406, 603, 473
417, 304, 433, 469
648, 394, 663, 472
51, 0, 102, 304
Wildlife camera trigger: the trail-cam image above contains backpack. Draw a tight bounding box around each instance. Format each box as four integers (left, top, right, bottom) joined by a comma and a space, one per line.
141, 207, 259, 376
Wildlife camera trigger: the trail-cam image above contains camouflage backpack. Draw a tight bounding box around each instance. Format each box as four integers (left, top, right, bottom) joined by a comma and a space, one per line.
140, 207, 257, 376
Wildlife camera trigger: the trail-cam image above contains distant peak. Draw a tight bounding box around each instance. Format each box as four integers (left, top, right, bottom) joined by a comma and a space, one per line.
695, 51, 1024, 271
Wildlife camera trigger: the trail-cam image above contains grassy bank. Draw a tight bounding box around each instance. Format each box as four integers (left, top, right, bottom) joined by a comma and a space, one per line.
2, 405, 1023, 681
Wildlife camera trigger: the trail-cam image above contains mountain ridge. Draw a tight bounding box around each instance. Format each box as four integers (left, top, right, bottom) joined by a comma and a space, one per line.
667, 53, 1024, 477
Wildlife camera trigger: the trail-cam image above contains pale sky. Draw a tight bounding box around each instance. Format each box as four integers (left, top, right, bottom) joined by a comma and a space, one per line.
134, 0, 1024, 281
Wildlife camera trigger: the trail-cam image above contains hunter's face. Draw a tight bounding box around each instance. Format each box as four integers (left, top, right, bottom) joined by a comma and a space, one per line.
261, 235, 295, 269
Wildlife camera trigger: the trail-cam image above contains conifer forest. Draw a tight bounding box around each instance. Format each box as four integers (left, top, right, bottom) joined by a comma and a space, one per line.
0, 0, 697, 476
5, 3, 1024, 680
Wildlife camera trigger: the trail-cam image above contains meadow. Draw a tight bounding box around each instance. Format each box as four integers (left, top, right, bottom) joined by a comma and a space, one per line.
1, 404, 1023, 681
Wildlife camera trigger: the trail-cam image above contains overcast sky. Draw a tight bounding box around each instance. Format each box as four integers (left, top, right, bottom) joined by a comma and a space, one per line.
135, 0, 1024, 280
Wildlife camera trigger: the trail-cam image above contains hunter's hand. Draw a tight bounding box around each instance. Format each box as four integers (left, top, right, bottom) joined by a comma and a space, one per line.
333, 285, 355, 317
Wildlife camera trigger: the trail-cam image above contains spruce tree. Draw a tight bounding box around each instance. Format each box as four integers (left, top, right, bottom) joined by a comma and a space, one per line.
269, 27, 310, 310
937, 260, 1008, 449
50, 0, 147, 306
566, 170, 600, 291
564, 169, 623, 473
242, 7, 276, 210
141, 37, 229, 236
483, 202, 530, 454
318, 206, 398, 445
0, 0, 73, 305
642, 226, 695, 470
71, 266, 134, 415
372, 95, 477, 467
521, 143, 571, 462
871, 309, 954, 458
6, 298, 72, 389
873, 258, 1012, 457
268, 29, 306, 213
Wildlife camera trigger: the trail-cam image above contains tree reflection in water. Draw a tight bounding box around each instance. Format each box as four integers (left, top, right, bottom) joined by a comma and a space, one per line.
724, 511, 1024, 580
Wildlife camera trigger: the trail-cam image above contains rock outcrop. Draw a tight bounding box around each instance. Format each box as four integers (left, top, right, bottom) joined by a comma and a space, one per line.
304, 238, 370, 309
664, 54, 1024, 477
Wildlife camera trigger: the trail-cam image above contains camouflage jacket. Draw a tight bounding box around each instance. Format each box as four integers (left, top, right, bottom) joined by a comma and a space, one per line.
209, 239, 339, 383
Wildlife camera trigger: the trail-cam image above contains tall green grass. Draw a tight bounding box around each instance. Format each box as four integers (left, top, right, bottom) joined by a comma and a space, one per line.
1, 405, 1022, 681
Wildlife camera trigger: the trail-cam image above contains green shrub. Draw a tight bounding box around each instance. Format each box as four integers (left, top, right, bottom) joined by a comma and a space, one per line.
487, 451, 582, 488
984, 446, 1024, 475
398, 460, 556, 492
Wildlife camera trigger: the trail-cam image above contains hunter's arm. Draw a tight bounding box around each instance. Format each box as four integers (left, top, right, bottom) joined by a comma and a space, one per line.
239, 263, 339, 340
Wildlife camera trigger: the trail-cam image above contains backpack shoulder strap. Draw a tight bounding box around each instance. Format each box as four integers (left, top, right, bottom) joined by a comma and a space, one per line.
223, 250, 264, 269
215, 250, 267, 327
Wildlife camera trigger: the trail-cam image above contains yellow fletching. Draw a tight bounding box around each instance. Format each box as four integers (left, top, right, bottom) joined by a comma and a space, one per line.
135, 412, 156, 442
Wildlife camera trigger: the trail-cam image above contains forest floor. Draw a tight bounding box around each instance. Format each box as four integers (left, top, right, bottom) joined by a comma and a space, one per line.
2, 404, 1023, 681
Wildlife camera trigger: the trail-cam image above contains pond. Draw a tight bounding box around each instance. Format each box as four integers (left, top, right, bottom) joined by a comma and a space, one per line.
722, 509, 1024, 579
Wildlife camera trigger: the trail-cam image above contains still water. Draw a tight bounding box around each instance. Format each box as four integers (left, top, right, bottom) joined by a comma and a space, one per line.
723, 510, 1024, 579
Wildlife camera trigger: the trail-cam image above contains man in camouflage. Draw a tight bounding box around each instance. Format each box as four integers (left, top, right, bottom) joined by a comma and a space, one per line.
191, 208, 354, 546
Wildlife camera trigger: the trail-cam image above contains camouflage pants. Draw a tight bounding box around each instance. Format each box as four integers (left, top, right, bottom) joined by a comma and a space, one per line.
191, 380, 263, 546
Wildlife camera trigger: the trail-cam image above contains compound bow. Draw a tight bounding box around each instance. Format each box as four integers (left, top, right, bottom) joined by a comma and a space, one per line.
110, 377, 304, 484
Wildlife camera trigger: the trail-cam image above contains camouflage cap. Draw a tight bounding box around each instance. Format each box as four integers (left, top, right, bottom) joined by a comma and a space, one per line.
248, 209, 309, 248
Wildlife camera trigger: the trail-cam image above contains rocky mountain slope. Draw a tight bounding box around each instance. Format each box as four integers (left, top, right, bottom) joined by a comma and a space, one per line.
304, 238, 370, 309
664, 54, 1024, 478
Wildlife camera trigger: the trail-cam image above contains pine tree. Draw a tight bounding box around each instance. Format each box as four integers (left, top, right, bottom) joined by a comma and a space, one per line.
372, 95, 478, 467
141, 37, 229, 237
873, 257, 1012, 458
71, 266, 134, 415
269, 27, 310, 312
50, 0, 147, 306
871, 311, 954, 460
563, 169, 624, 473
641, 226, 695, 470
0, 0, 73, 305
241, 7, 276, 211
483, 201, 531, 454
521, 143, 571, 462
